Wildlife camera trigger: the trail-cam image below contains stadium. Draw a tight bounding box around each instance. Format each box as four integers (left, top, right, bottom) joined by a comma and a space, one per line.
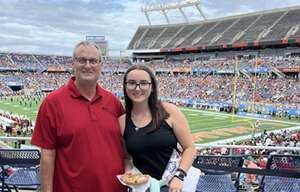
0, 0, 300, 191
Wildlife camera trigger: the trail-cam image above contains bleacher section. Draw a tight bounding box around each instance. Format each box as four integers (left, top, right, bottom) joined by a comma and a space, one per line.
180, 22, 217, 47
0, 53, 71, 69
165, 23, 199, 48
215, 15, 259, 45
136, 27, 164, 49
261, 9, 300, 41
0, 55, 299, 111
127, 27, 147, 49
197, 18, 237, 46
238, 11, 285, 43
128, 6, 300, 51
151, 25, 182, 49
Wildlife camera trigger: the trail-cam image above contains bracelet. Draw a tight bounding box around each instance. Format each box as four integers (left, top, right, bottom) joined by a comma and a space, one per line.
176, 168, 187, 176
173, 169, 186, 181
173, 175, 184, 181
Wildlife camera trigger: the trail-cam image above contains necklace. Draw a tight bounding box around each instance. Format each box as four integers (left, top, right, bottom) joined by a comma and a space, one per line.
131, 111, 152, 131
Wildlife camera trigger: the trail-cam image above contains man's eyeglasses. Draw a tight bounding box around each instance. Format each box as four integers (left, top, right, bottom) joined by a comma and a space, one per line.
75, 57, 100, 65
125, 80, 152, 90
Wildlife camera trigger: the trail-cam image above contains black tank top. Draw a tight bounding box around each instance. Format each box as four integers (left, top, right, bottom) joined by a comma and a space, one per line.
123, 114, 177, 179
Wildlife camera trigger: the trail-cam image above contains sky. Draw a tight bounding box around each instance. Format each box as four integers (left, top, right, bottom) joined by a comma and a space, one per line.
0, 0, 300, 56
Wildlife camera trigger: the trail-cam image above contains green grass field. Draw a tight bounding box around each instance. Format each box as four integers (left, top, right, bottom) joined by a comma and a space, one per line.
0, 96, 299, 144
180, 107, 299, 143
0, 96, 42, 121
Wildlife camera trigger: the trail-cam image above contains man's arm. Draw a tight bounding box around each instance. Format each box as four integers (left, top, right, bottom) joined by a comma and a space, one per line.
40, 148, 56, 192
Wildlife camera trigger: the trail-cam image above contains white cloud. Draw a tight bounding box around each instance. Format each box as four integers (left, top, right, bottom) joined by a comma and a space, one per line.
0, 0, 300, 56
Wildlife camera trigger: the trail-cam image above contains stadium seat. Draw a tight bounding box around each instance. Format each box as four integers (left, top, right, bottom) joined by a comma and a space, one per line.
196, 174, 236, 192
263, 176, 300, 192
261, 154, 300, 192
0, 149, 40, 192
194, 155, 243, 192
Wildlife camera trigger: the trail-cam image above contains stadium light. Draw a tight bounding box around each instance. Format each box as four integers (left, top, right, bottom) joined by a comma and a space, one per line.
141, 0, 206, 25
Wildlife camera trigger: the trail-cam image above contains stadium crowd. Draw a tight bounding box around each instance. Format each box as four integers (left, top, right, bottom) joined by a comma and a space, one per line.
0, 54, 299, 112
197, 128, 300, 187
1, 52, 300, 70
199, 129, 300, 156
1, 72, 299, 113
147, 56, 300, 69
0, 54, 299, 192
0, 53, 71, 68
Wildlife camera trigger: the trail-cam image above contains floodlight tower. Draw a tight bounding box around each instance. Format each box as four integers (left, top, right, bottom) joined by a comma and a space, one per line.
195, 2, 206, 20
141, 0, 206, 25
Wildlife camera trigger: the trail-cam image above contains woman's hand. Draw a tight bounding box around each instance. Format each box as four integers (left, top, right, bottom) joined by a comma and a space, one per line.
124, 157, 134, 173
168, 176, 183, 192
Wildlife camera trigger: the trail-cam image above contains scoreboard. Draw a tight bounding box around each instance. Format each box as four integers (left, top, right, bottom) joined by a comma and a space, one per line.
86, 36, 108, 59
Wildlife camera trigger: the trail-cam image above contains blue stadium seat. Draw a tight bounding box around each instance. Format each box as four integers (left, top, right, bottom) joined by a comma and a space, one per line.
263, 176, 300, 192
196, 174, 236, 192
194, 155, 243, 192
0, 149, 40, 192
261, 154, 300, 192
5, 167, 40, 186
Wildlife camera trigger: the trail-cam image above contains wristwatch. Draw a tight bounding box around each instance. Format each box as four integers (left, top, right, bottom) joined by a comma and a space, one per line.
173, 169, 186, 181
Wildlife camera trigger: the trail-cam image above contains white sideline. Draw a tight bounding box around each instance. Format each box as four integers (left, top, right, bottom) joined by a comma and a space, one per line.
180, 107, 300, 125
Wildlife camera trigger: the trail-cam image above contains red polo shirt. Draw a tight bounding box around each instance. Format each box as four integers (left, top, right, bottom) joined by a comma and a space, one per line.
31, 77, 126, 192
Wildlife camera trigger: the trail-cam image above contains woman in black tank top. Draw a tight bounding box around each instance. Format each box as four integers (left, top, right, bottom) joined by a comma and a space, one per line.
119, 64, 196, 191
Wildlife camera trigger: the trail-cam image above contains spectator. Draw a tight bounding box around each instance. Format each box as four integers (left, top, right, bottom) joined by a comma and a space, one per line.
119, 64, 196, 191
31, 41, 126, 192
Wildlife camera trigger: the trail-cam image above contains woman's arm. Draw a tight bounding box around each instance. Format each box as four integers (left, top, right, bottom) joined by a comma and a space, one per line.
163, 102, 197, 172
163, 102, 197, 191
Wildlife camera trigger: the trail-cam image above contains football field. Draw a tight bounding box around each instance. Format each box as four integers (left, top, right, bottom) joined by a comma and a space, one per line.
0, 96, 299, 143
0, 96, 41, 121
180, 107, 299, 143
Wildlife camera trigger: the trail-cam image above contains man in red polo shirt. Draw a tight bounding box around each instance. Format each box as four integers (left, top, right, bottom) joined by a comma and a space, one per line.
31, 41, 126, 192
